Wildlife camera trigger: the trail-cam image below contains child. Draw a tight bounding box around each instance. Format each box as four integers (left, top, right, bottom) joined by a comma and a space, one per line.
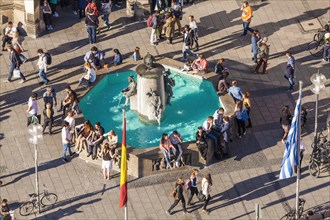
112, 48, 122, 65
42, 102, 54, 135
102, 143, 114, 179
132, 47, 141, 61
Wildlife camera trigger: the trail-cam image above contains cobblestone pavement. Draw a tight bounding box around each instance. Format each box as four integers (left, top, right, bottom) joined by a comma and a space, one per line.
0, 0, 330, 219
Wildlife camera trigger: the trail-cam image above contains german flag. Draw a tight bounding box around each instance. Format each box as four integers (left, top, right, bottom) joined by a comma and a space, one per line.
119, 110, 127, 208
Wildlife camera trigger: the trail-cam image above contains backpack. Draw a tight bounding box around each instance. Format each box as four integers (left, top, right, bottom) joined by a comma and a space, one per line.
185, 179, 191, 190
43, 52, 52, 65
147, 15, 153, 27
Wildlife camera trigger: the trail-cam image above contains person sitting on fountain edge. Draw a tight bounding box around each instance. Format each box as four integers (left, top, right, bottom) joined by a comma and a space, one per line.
163, 69, 175, 105
196, 126, 208, 161
169, 130, 183, 168
84, 46, 105, 70
121, 75, 137, 106
159, 133, 176, 169
213, 107, 224, 130
112, 48, 122, 65
202, 116, 221, 148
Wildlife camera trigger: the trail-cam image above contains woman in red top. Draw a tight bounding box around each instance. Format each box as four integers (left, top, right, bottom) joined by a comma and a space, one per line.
159, 133, 176, 169
85, 0, 99, 17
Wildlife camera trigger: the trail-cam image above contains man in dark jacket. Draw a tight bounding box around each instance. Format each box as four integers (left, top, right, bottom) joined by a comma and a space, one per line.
181, 25, 197, 61
85, 7, 99, 44
3, 45, 26, 83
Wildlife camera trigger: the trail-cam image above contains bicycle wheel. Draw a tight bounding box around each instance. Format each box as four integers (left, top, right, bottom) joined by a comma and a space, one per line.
19, 201, 34, 216
280, 211, 295, 220
308, 41, 323, 58
41, 193, 58, 206
309, 159, 320, 178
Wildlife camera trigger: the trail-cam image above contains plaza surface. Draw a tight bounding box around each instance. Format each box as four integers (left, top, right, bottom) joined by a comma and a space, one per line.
0, 0, 330, 219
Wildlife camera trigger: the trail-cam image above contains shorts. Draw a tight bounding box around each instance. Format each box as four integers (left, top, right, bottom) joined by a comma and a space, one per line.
102, 160, 112, 170
282, 124, 290, 133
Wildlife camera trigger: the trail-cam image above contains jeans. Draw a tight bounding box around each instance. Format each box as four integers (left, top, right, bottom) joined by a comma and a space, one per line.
8, 64, 25, 81
103, 13, 110, 29
284, 75, 295, 90
161, 148, 172, 167
62, 143, 72, 159
324, 44, 330, 59
236, 118, 246, 136
150, 28, 157, 43
39, 69, 49, 83
87, 25, 97, 44
168, 197, 187, 213
242, 21, 254, 35
183, 47, 197, 60
206, 131, 220, 147
19, 54, 27, 62
87, 139, 103, 157
173, 144, 183, 163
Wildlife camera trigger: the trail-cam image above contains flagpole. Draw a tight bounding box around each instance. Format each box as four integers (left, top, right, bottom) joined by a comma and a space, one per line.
122, 109, 128, 220
295, 81, 303, 219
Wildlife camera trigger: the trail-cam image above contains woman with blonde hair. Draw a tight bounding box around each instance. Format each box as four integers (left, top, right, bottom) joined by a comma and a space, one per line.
187, 169, 200, 205
104, 129, 118, 147
42, 102, 54, 135
243, 92, 252, 128
166, 178, 188, 215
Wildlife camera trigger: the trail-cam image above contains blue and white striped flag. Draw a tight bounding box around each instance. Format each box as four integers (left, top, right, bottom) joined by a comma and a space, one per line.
279, 91, 302, 179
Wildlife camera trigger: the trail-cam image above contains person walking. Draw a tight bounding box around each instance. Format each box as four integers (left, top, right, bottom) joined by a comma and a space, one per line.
101, 0, 112, 31
251, 30, 260, 63
187, 169, 200, 206
255, 37, 269, 74
166, 178, 188, 215
280, 105, 292, 144
26, 93, 38, 117
284, 51, 295, 91
42, 103, 54, 135
323, 32, 330, 62
62, 121, 75, 162
240, 1, 254, 36
3, 45, 26, 83
201, 174, 212, 214
37, 49, 50, 85
11, 32, 28, 63
85, 7, 99, 44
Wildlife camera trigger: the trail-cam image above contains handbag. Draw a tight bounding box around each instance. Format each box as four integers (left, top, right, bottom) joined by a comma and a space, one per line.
241, 110, 249, 121
13, 69, 21, 78
169, 186, 178, 199
198, 190, 206, 201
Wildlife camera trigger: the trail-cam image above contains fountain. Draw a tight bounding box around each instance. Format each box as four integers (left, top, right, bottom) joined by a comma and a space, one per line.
129, 53, 168, 125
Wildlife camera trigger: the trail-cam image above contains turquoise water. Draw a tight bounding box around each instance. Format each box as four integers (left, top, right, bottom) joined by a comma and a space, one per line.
80, 69, 220, 148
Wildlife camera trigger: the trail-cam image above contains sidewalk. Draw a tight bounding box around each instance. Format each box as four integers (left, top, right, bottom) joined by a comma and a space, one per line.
0, 1, 329, 219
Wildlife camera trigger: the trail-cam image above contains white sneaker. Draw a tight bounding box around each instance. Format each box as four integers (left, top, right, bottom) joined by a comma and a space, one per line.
73, 11, 78, 15
19, 79, 25, 83
175, 162, 180, 168
53, 12, 59, 17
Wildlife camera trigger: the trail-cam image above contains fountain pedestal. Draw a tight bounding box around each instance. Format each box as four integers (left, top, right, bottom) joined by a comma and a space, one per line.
135, 54, 166, 124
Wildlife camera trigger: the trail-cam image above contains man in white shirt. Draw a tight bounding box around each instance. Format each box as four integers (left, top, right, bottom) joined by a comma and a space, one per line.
26, 93, 38, 116
62, 121, 75, 162
2, 21, 17, 51
37, 49, 50, 85
202, 116, 221, 148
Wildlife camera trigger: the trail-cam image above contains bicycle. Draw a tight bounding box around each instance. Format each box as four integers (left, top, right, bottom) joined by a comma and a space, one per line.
309, 142, 330, 178
280, 198, 306, 220
19, 185, 58, 216
308, 30, 326, 58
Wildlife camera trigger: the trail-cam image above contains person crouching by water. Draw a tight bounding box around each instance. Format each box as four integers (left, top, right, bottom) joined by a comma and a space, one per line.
159, 133, 176, 169
121, 75, 137, 106
166, 178, 188, 215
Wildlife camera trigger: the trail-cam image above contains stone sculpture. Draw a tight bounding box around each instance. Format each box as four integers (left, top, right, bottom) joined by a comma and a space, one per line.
163, 69, 175, 105
146, 89, 162, 125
